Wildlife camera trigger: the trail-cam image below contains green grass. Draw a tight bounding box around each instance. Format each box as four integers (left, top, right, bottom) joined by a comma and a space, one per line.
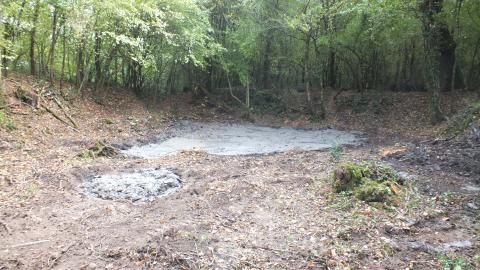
0, 110, 17, 131
438, 254, 470, 270
0, 110, 6, 125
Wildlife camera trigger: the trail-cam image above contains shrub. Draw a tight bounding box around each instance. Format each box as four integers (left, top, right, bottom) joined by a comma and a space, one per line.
330, 144, 344, 162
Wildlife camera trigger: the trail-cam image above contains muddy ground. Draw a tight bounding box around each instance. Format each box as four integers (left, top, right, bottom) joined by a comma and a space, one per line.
0, 78, 479, 269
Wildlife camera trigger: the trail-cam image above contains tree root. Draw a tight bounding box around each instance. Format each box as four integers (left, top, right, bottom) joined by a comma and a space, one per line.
79, 141, 119, 159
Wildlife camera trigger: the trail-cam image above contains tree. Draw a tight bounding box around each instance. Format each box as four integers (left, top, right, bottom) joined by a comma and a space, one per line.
420, 0, 446, 123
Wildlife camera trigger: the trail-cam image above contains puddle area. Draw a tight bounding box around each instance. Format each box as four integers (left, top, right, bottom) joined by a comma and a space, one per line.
123, 121, 364, 158
83, 168, 181, 202
84, 122, 364, 201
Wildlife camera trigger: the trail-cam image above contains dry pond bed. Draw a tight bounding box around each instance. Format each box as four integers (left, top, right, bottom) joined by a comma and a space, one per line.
0, 122, 478, 270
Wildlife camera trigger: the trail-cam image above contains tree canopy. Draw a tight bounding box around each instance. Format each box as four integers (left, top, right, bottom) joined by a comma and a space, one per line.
1, 0, 479, 121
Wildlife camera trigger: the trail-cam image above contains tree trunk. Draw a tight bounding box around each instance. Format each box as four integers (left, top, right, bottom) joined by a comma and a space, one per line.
467, 37, 480, 90
327, 49, 336, 88
262, 37, 272, 89
48, 5, 59, 83
0, 9, 3, 91
93, 31, 102, 95
30, 0, 40, 76
304, 33, 314, 116
420, 0, 445, 124
76, 43, 84, 86
1, 35, 7, 78
60, 22, 66, 89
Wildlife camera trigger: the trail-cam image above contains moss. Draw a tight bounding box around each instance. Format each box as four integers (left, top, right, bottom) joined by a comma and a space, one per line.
332, 163, 364, 192
332, 161, 404, 203
360, 161, 403, 184
354, 180, 393, 202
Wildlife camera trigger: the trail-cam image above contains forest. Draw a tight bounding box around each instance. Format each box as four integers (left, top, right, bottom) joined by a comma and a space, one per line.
0, 0, 479, 120
0, 0, 479, 269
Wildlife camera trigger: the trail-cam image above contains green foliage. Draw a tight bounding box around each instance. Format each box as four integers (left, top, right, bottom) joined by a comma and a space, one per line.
0, 0, 479, 119
0, 110, 6, 125
0, 110, 17, 131
332, 161, 404, 203
353, 179, 394, 202
329, 143, 344, 162
6, 120, 17, 131
438, 254, 470, 270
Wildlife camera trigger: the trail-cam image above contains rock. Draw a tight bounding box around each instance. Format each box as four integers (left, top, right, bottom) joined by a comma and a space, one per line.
380, 237, 400, 250
405, 240, 440, 254
443, 240, 473, 251
86, 263, 98, 270
462, 185, 480, 192
467, 202, 479, 210
398, 172, 416, 182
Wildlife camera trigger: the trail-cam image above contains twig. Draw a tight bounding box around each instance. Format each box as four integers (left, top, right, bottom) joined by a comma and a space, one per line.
10, 111, 29, 115
10, 239, 50, 248
0, 221, 11, 234
52, 96, 78, 128
48, 242, 76, 269
243, 243, 326, 262
0, 103, 16, 110
40, 102, 79, 132
226, 73, 246, 107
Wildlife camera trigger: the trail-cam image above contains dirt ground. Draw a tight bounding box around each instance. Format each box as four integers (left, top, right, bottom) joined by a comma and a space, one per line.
0, 76, 479, 269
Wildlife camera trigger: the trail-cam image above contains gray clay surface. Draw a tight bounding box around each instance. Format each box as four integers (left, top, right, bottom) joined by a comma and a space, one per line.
123, 121, 364, 158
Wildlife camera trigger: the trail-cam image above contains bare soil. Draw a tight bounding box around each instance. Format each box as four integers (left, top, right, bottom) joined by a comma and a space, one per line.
0, 76, 478, 269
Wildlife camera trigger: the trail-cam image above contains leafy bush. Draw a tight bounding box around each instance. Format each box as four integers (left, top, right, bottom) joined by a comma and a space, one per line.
332, 161, 405, 203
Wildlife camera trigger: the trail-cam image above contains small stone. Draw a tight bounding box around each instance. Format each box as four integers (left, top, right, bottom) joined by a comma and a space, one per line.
105, 263, 114, 269
398, 172, 416, 182
87, 263, 98, 270
467, 203, 479, 210
405, 240, 440, 253
463, 185, 480, 192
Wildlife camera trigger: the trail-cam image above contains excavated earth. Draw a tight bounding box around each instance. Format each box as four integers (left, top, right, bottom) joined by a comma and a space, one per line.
0, 82, 478, 269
